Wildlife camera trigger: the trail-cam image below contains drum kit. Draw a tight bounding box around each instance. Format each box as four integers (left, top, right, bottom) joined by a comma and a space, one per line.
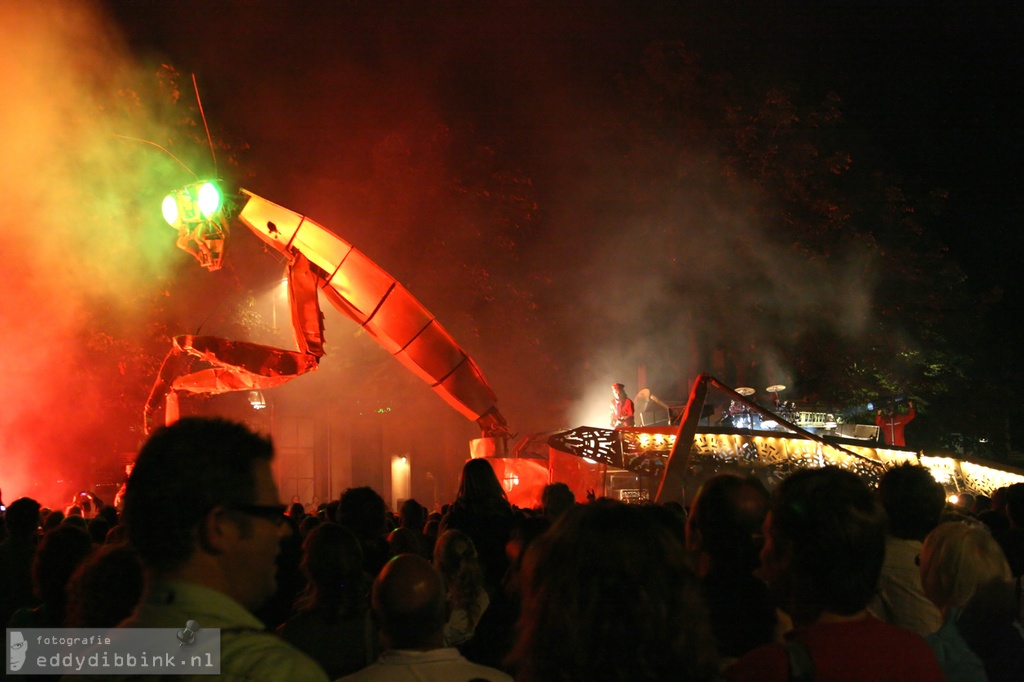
722, 384, 797, 431
725, 386, 760, 429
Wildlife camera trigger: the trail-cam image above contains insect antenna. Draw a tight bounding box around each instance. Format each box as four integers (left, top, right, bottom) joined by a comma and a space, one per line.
192, 73, 218, 176
114, 134, 198, 178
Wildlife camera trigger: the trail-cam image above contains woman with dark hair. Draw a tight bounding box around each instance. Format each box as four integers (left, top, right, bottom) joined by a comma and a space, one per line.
276, 523, 374, 679
441, 459, 514, 595
511, 500, 719, 682
452, 459, 511, 510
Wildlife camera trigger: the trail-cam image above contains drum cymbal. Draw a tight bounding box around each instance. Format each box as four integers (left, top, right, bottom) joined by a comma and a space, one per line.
735, 387, 755, 396
766, 384, 787, 393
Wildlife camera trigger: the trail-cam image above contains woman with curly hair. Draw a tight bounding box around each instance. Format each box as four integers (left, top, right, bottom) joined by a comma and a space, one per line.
434, 529, 489, 646
511, 499, 719, 682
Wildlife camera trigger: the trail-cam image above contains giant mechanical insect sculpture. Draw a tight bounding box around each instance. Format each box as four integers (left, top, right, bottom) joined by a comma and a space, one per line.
144, 180, 509, 439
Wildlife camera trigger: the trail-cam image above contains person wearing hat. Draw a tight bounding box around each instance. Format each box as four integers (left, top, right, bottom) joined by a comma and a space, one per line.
610, 383, 635, 428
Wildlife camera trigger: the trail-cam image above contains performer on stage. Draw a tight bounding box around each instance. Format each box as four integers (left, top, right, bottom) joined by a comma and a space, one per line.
610, 383, 635, 428
876, 401, 915, 447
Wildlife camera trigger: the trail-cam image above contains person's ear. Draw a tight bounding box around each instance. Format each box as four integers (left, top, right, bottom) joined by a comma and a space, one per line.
198, 506, 235, 556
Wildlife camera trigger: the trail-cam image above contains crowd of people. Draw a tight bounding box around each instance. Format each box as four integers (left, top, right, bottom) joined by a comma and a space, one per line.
3, 416, 1024, 681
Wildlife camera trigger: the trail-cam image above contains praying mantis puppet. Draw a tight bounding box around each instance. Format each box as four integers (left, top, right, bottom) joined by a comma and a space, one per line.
144, 181, 509, 439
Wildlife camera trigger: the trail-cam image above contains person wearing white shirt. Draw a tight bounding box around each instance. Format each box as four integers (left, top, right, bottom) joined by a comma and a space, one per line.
338, 554, 512, 682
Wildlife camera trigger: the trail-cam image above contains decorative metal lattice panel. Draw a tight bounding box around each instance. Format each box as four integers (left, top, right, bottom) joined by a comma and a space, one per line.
548, 428, 890, 485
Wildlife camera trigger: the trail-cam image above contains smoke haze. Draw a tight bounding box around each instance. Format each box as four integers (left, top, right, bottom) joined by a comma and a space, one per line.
0, 2, 198, 505
2, 0, 893, 505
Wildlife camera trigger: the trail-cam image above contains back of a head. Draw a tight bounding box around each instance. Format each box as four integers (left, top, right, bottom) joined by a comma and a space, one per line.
877, 463, 946, 541
423, 518, 440, 539
399, 498, 426, 530
926, 521, 1024, 681
920, 520, 1013, 615
686, 474, 768, 573
62, 515, 88, 531
373, 554, 446, 650
456, 458, 507, 505
1005, 483, 1024, 528
430, 524, 481, 610
64, 542, 144, 628
336, 486, 387, 540
122, 417, 273, 572
956, 493, 977, 516
387, 527, 424, 557
34, 525, 94, 609
299, 522, 364, 614
96, 505, 118, 527
302, 522, 364, 593
4, 497, 41, 536
298, 514, 322, 538
43, 511, 64, 532
767, 466, 886, 621
513, 500, 718, 682
88, 517, 110, 545
541, 482, 576, 520
991, 487, 1009, 513
432, 528, 479, 581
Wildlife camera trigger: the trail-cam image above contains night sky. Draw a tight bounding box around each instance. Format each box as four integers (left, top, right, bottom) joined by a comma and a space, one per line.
1, 1, 1021, 504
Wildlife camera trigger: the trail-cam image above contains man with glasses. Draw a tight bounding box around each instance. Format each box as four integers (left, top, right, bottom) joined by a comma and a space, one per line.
119, 417, 328, 681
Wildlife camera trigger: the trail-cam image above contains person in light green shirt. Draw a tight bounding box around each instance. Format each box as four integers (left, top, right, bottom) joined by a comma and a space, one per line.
117, 417, 329, 682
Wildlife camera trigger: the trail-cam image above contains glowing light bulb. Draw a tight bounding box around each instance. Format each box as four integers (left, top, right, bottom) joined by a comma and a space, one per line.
162, 194, 179, 226
197, 182, 222, 217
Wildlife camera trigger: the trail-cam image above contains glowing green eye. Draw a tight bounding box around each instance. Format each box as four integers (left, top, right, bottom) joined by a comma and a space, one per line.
198, 182, 222, 218
162, 194, 179, 226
